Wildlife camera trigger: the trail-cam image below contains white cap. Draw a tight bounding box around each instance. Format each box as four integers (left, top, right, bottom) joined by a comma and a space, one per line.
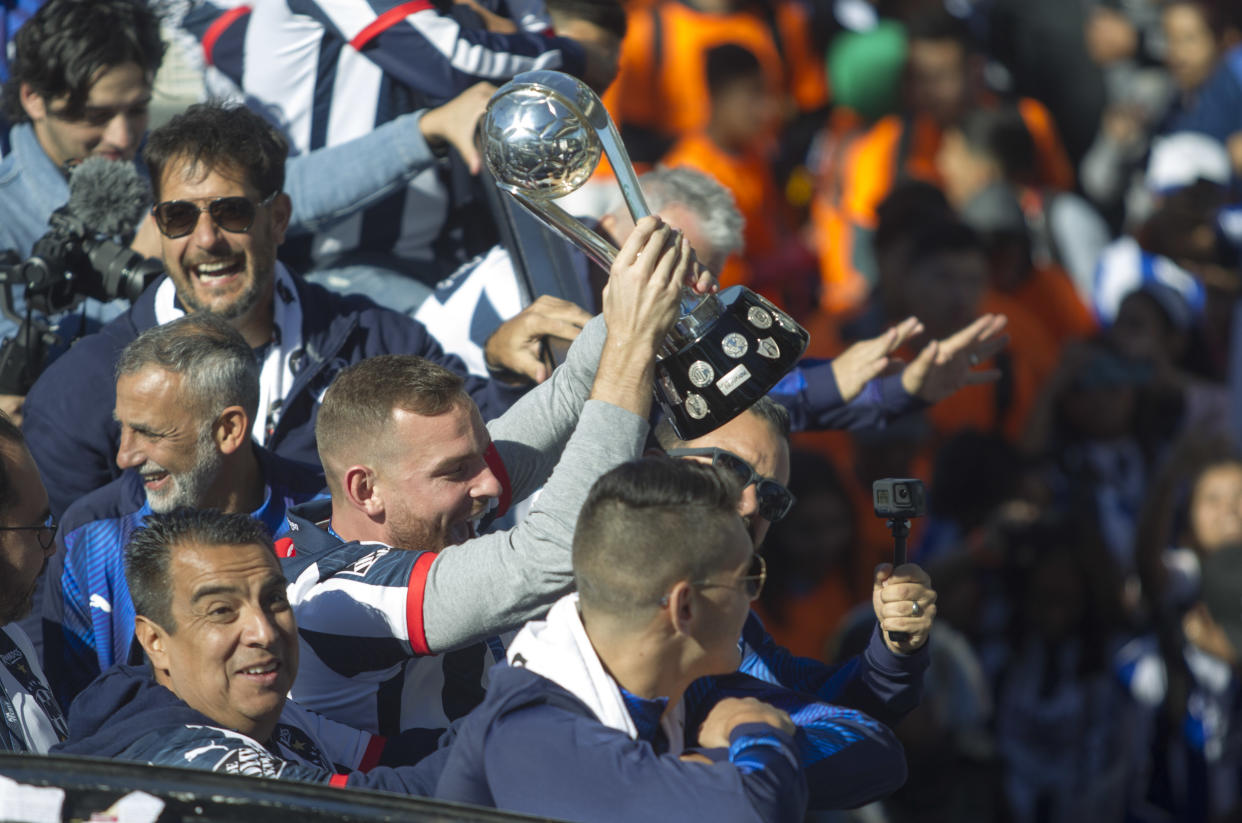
1146, 132, 1232, 193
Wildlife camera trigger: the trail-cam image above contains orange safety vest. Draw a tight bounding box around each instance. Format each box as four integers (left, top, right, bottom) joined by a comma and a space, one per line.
809, 98, 1073, 319
604, 0, 828, 156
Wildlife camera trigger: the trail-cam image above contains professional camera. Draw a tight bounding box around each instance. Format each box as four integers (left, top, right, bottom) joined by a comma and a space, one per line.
0, 158, 162, 393
872, 478, 926, 519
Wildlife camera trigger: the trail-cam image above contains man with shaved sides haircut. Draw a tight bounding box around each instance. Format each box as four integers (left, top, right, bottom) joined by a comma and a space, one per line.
281, 217, 706, 740
434, 457, 906, 819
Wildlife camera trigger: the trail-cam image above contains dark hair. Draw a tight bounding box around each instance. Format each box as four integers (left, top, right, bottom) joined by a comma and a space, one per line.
3, 0, 165, 123
874, 180, 953, 255
999, 514, 1125, 677
545, 0, 627, 40
573, 457, 743, 615
951, 107, 1037, 183
117, 313, 260, 425
0, 412, 26, 516
316, 355, 467, 489
143, 102, 288, 202
930, 430, 1024, 533
903, 9, 975, 53
705, 43, 763, 97
125, 508, 275, 632
905, 216, 985, 266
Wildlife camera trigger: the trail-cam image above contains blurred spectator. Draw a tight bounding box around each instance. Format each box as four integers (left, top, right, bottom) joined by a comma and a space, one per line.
992, 515, 1131, 823
809, 9, 1074, 317
603, 0, 827, 165
941, 106, 1111, 300
1171, 3, 1242, 174
1090, 136, 1233, 352
1021, 338, 1182, 574
916, 429, 1024, 565
870, 209, 1056, 442
663, 43, 815, 303
751, 449, 861, 660
1123, 436, 1242, 822
1082, 1, 1237, 228
958, 183, 1100, 344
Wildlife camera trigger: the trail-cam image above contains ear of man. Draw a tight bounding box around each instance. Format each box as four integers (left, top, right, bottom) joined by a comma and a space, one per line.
18, 84, 47, 120
134, 614, 170, 672
213, 406, 251, 456
667, 580, 697, 638
343, 465, 384, 517
269, 192, 292, 245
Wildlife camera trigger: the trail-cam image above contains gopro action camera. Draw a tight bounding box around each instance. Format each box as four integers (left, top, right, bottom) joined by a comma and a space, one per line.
872, 478, 926, 519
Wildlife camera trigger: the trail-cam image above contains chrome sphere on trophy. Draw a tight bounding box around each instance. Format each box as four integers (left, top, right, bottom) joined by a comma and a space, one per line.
482, 70, 809, 439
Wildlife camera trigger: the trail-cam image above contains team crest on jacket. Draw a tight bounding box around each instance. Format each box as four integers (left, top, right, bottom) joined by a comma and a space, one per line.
342, 548, 390, 577
215, 745, 287, 778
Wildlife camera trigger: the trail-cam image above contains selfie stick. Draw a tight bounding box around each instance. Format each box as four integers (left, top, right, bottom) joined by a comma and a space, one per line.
886, 518, 910, 644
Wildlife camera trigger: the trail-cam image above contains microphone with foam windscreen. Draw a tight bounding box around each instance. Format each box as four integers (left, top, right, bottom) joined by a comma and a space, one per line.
65, 156, 153, 238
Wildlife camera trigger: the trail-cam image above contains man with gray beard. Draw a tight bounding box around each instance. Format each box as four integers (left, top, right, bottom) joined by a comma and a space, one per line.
41, 313, 324, 711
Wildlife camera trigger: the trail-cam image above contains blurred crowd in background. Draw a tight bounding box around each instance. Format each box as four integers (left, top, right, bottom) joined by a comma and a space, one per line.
596, 0, 1242, 820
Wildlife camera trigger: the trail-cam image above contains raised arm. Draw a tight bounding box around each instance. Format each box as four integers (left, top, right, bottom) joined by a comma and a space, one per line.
421, 219, 700, 651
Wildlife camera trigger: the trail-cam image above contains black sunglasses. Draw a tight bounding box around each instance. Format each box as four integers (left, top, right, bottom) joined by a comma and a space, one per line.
151, 192, 277, 239
666, 447, 796, 522
0, 515, 57, 552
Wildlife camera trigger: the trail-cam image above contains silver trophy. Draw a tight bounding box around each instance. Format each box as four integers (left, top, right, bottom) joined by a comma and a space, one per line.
482, 70, 809, 439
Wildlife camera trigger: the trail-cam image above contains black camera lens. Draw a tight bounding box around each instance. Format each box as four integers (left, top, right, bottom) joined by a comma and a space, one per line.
895, 484, 911, 503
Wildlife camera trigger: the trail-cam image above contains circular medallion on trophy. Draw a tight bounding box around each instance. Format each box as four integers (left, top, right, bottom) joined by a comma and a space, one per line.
757, 337, 780, 360
747, 307, 772, 329
721, 333, 749, 359
688, 361, 714, 387
685, 393, 709, 420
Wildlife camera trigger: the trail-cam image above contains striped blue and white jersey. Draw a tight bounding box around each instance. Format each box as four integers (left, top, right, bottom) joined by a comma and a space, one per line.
1116, 635, 1242, 820
42, 450, 325, 712
179, 0, 586, 270
280, 497, 510, 739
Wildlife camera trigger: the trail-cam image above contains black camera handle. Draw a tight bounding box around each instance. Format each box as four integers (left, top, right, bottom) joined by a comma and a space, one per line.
885, 517, 911, 645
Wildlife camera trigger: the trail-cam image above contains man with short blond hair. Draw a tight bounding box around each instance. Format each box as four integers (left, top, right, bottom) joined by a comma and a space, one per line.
281, 217, 706, 741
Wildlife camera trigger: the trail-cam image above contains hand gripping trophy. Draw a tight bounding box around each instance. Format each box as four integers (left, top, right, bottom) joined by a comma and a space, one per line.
482, 70, 809, 439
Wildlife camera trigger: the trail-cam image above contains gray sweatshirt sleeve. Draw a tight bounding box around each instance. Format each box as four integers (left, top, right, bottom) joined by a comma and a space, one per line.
419, 312, 645, 651
485, 313, 607, 505
284, 110, 438, 237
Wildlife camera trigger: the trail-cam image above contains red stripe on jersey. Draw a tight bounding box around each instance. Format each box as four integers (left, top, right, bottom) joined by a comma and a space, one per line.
406, 551, 437, 655
274, 536, 296, 558
329, 773, 350, 788
359, 734, 387, 771
484, 442, 512, 517
349, 1, 435, 51
202, 5, 252, 67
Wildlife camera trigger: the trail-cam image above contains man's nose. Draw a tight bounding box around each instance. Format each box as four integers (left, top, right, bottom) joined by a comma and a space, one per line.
103, 112, 136, 154
115, 428, 141, 470
241, 602, 280, 646
473, 460, 503, 501
737, 484, 759, 520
